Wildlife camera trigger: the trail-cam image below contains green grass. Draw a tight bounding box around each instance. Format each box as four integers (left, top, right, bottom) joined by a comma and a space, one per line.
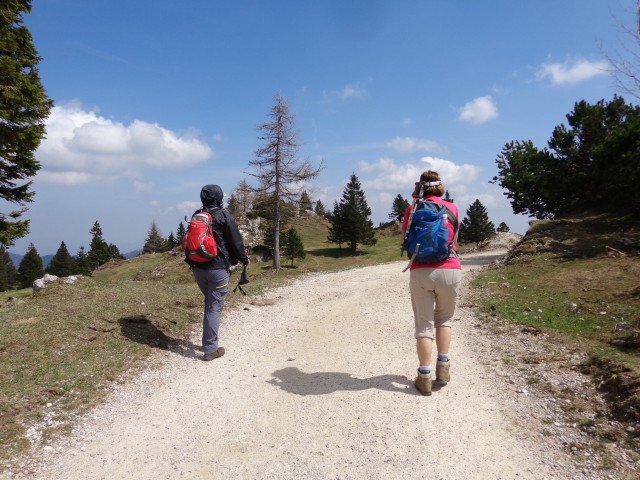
472, 214, 640, 376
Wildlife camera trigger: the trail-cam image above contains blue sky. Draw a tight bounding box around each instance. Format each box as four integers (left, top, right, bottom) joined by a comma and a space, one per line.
8, 0, 637, 256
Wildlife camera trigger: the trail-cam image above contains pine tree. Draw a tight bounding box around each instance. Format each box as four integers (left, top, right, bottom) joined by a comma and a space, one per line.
108, 243, 125, 260
74, 246, 92, 276
314, 199, 326, 217
17, 243, 43, 288
143, 221, 166, 253
328, 173, 377, 254
282, 227, 306, 266
299, 190, 313, 212
176, 221, 186, 245
87, 221, 111, 268
0, 1, 53, 248
496, 222, 510, 233
0, 246, 18, 291
166, 232, 177, 249
46, 241, 75, 277
327, 201, 346, 250
444, 190, 454, 202
389, 194, 410, 222
459, 199, 496, 247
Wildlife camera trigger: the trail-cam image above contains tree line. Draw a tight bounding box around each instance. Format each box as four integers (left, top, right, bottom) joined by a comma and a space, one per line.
0, 221, 125, 291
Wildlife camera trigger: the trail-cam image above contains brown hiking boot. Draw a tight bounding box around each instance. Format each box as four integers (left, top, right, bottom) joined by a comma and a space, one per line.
203, 347, 225, 361
436, 360, 450, 384
414, 371, 432, 396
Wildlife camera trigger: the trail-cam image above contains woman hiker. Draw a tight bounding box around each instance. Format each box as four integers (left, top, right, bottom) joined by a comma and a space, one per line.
401, 170, 462, 395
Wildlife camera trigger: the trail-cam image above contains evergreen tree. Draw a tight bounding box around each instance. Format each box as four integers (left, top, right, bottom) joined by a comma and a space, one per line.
327, 201, 346, 250
0, 1, 53, 248
444, 190, 454, 202
46, 241, 75, 276
282, 227, 306, 266
176, 221, 186, 245
493, 96, 640, 218
459, 199, 495, 247
166, 232, 177, 249
87, 221, 111, 268
17, 243, 43, 288
314, 199, 326, 217
247, 93, 323, 269
496, 222, 510, 233
108, 243, 125, 260
74, 246, 92, 276
0, 246, 18, 291
299, 190, 313, 212
328, 173, 377, 254
143, 221, 166, 253
389, 194, 410, 222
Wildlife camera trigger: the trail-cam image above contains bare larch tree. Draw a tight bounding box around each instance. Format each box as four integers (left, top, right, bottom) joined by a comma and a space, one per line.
247, 93, 323, 269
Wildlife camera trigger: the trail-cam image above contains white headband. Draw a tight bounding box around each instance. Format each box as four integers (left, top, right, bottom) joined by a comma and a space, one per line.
424, 181, 441, 186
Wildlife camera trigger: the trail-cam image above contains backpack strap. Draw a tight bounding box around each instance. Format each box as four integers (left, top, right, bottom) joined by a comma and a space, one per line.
443, 206, 459, 258
401, 184, 424, 256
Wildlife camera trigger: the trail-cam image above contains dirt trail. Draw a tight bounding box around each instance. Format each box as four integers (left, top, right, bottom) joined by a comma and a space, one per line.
17, 251, 589, 479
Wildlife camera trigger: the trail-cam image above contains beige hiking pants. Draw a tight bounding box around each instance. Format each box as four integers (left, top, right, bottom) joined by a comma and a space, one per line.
410, 268, 462, 339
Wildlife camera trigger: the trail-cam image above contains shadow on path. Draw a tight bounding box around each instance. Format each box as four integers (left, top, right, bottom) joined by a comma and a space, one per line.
118, 315, 201, 360
267, 367, 415, 396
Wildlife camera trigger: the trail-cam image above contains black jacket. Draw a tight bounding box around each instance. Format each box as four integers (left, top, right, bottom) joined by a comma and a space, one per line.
188, 184, 249, 270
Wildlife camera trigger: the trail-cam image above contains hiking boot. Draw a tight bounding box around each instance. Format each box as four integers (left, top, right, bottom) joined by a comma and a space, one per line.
414, 371, 432, 396
436, 360, 450, 384
203, 347, 225, 361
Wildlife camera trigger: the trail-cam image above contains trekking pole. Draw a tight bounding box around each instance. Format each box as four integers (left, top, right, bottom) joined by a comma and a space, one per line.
233, 264, 249, 295
233, 247, 250, 295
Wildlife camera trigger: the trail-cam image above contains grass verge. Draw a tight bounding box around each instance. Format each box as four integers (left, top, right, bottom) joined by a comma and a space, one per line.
471, 213, 640, 433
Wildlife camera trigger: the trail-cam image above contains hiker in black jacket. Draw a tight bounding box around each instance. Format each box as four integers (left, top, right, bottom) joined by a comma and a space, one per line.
188, 184, 249, 361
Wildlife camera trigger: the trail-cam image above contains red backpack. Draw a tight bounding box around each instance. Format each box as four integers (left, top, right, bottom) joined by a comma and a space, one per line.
181, 210, 218, 262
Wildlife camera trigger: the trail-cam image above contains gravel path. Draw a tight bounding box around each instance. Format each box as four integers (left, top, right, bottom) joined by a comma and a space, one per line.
13, 250, 602, 479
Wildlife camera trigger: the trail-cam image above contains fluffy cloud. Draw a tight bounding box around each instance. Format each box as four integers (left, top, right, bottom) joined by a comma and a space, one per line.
358, 156, 480, 195
535, 59, 609, 86
352, 155, 484, 224
387, 137, 447, 154
459, 96, 498, 125
324, 82, 368, 101
36, 104, 214, 185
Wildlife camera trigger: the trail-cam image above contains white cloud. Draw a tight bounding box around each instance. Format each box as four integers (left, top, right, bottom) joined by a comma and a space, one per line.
357, 156, 480, 195
36, 104, 214, 185
387, 136, 447, 154
459, 96, 498, 125
535, 59, 609, 86
352, 156, 481, 225
133, 181, 153, 193
324, 82, 368, 101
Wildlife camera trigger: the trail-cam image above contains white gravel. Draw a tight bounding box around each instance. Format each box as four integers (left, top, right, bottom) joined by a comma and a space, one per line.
4, 249, 625, 479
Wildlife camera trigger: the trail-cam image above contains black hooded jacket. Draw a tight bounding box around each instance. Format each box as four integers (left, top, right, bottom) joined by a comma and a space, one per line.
188, 184, 249, 270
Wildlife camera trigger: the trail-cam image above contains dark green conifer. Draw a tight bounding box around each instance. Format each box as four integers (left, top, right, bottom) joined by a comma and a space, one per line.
17, 243, 43, 288
46, 241, 75, 276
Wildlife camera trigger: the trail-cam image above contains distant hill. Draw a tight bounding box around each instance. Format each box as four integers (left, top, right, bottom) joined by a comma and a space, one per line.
8, 250, 140, 268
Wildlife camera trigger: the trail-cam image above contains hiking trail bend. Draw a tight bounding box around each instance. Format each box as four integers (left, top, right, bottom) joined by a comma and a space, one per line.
18, 250, 601, 479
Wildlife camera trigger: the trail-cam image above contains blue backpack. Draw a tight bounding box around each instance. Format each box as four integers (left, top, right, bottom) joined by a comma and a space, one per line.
402, 200, 459, 271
